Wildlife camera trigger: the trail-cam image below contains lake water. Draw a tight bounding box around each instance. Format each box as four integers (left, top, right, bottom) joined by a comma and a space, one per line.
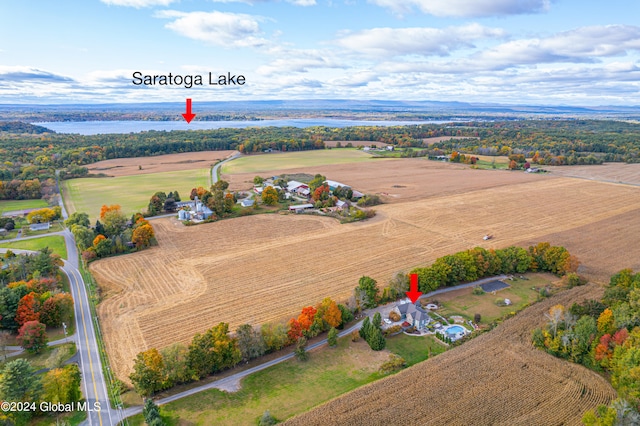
33, 119, 446, 135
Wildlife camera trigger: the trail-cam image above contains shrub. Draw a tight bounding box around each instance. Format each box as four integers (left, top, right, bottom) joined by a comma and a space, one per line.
383, 325, 402, 336
474, 313, 481, 324
495, 298, 506, 306
350, 330, 360, 342
258, 410, 277, 426
388, 311, 401, 322
379, 354, 406, 374
472, 286, 485, 295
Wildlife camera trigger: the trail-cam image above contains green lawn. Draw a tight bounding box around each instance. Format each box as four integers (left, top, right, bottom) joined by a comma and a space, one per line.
222, 149, 386, 174
0, 199, 48, 213
127, 337, 388, 426
1, 342, 76, 370
435, 274, 551, 324
62, 168, 211, 221
386, 334, 447, 366
0, 235, 67, 259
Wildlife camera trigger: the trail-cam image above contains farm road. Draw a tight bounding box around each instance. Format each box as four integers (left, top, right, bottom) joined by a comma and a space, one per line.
212, 151, 241, 184
121, 274, 509, 421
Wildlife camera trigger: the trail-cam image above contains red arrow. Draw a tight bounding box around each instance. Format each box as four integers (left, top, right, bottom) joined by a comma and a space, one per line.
406, 273, 422, 304
182, 98, 196, 123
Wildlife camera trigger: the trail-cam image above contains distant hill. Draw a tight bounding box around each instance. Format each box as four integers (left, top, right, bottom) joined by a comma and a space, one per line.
0, 121, 54, 134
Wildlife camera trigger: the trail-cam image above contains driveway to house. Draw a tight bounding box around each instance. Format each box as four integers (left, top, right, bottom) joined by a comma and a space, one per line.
120, 274, 510, 420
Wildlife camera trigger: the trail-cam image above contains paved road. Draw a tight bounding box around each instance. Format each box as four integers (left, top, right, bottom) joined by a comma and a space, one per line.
119, 273, 510, 420
121, 320, 363, 419
1, 245, 116, 425
212, 151, 241, 184
0, 230, 65, 244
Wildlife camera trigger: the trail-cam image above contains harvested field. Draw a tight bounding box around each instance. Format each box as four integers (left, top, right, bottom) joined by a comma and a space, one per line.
423, 135, 479, 145
225, 158, 553, 203
92, 175, 640, 383
221, 149, 380, 174
283, 283, 616, 426
545, 162, 640, 186
323, 140, 391, 148
86, 151, 236, 177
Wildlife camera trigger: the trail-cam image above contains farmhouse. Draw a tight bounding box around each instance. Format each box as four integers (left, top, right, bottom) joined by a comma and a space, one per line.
29, 222, 51, 231
394, 301, 432, 329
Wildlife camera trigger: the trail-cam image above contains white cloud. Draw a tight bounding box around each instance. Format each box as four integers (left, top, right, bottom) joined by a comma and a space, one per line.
475, 25, 640, 69
100, 0, 177, 8
368, 0, 551, 17
336, 24, 505, 57
0, 66, 74, 83
155, 10, 268, 48
207, 0, 316, 5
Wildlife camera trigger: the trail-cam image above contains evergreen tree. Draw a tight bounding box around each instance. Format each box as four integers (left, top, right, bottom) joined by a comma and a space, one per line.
359, 317, 371, 340
367, 327, 386, 351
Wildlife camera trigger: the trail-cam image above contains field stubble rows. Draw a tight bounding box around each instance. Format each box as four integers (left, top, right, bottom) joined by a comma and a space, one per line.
283, 283, 616, 426
90, 173, 640, 383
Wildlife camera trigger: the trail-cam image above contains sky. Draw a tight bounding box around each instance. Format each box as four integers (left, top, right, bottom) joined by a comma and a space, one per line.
1, 0, 640, 105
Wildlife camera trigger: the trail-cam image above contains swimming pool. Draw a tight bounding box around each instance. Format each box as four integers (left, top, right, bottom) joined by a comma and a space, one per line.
445, 325, 466, 336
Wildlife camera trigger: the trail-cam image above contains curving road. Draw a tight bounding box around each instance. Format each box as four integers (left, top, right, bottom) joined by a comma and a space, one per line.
212, 151, 241, 184
1, 243, 116, 426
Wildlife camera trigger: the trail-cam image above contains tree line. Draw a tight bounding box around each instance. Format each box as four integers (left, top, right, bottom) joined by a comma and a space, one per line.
0, 250, 79, 425
129, 296, 352, 397
532, 269, 640, 424
3, 119, 640, 200
66, 206, 156, 262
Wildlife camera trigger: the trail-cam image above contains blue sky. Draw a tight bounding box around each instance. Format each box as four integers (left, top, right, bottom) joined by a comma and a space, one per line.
1, 0, 639, 105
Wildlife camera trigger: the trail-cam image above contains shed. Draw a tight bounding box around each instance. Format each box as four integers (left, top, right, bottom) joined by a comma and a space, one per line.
289, 203, 314, 212
29, 222, 51, 231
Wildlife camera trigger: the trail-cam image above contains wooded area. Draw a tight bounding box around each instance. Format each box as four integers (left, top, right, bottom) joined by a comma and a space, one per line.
1, 119, 640, 199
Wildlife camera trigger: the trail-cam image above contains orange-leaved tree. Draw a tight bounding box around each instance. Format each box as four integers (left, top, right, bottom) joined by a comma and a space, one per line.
99, 204, 121, 220
132, 223, 155, 248
16, 292, 41, 326
298, 306, 317, 332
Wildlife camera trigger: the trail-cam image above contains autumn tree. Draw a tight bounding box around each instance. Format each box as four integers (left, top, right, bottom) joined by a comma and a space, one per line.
312, 183, 330, 202
99, 204, 121, 220
597, 308, 616, 335
93, 234, 106, 247
42, 364, 82, 404
40, 293, 73, 328
261, 186, 278, 205
298, 306, 317, 334
287, 318, 303, 342
318, 298, 342, 329
508, 160, 518, 170
187, 322, 240, 379
26, 207, 57, 224
129, 348, 167, 397
132, 223, 155, 248
17, 320, 48, 354
15, 291, 40, 325
308, 174, 326, 192
102, 208, 127, 237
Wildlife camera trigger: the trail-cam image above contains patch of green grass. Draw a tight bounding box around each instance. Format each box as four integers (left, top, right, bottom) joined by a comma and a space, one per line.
0, 235, 67, 259
1, 342, 76, 370
0, 199, 48, 213
62, 168, 211, 221
386, 334, 446, 366
222, 149, 386, 174
127, 337, 386, 426
437, 274, 550, 323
